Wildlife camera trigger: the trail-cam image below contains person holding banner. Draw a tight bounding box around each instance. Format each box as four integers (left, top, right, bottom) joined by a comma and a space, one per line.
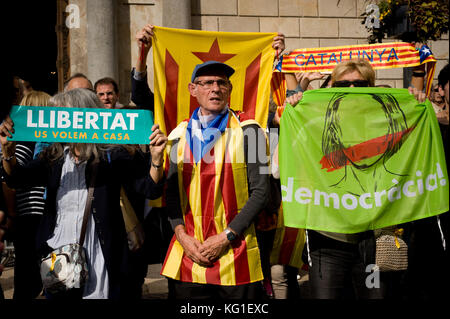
131, 24, 155, 111
280, 58, 432, 299
131, 22, 174, 265
7, 91, 51, 300
0, 88, 168, 299
160, 61, 270, 299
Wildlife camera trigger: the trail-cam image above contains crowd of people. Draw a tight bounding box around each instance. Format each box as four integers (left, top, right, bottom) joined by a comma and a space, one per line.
0, 24, 449, 301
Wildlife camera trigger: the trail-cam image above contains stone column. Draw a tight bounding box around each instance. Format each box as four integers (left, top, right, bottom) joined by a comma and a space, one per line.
86, 0, 118, 85
162, 0, 191, 29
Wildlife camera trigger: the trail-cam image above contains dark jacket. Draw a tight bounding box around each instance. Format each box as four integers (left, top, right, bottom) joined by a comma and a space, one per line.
1, 146, 165, 299
131, 68, 154, 112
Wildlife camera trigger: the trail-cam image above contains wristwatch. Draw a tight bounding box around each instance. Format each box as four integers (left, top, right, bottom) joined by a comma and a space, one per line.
225, 228, 237, 242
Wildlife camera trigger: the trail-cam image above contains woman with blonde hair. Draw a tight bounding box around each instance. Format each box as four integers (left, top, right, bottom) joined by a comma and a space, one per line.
276, 59, 426, 299
273, 60, 380, 299
330, 59, 376, 88
0, 88, 168, 299
19, 90, 50, 108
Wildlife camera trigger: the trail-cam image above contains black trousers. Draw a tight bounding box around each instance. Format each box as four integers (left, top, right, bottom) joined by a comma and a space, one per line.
403, 214, 450, 299
13, 214, 43, 300
307, 230, 382, 299
169, 279, 265, 299
44, 288, 83, 300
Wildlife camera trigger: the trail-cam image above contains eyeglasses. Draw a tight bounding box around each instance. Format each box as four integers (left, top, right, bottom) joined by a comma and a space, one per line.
333, 80, 369, 87
194, 79, 230, 90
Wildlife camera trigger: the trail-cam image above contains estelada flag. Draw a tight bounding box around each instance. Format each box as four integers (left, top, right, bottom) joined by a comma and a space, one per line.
152, 26, 277, 136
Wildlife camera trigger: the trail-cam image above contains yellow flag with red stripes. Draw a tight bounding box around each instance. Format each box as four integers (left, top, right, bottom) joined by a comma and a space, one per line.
152, 26, 276, 136
270, 72, 286, 107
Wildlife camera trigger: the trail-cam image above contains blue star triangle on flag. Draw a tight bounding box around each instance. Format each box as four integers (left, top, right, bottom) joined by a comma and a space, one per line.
419, 45, 432, 63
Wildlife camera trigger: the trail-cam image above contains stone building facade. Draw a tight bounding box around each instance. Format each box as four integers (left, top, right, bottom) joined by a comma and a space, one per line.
61, 0, 449, 105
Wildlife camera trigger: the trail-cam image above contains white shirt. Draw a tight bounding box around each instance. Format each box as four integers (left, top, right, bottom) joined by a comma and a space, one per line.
46, 148, 109, 299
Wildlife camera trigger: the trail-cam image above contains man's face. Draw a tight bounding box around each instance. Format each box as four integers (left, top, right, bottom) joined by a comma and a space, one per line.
96, 83, 119, 109
189, 72, 231, 116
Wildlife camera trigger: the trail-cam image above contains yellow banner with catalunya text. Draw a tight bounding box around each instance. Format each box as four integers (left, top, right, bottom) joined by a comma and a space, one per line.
276, 42, 436, 96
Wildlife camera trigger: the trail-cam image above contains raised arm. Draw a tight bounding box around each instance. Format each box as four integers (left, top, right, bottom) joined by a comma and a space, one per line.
131, 24, 155, 111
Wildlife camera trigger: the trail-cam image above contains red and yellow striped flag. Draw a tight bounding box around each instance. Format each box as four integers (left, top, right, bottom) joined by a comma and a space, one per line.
270, 205, 306, 269
152, 26, 276, 136
161, 113, 264, 285
279, 42, 436, 95
270, 71, 286, 107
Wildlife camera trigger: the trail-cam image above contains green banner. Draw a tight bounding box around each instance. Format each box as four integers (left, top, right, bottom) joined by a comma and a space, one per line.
279, 88, 449, 233
8, 105, 154, 145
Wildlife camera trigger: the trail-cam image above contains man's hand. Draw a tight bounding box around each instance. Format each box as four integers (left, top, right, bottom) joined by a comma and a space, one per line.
408, 86, 427, 103
272, 33, 285, 57
174, 225, 212, 267
136, 24, 155, 72
286, 91, 303, 107
149, 124, 168, 183
298, 72, 326, 83
0, 116, 16, 157
199, 232, 229, 263
149, 124, 168, 165
136, 24, 154, 54
295, 72, 326, 91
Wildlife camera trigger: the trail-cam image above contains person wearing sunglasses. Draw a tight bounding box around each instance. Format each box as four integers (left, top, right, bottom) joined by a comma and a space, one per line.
282, 59, 431, 299
282, 59, 381, 299
331, 59, 374, 88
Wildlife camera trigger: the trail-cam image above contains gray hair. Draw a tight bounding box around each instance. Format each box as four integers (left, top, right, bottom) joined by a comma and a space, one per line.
41, 89, 112, 163
50, 88, 104, 109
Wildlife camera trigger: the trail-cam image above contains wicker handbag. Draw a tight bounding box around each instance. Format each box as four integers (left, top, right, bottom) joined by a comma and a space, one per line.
375, 228, 408, 272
